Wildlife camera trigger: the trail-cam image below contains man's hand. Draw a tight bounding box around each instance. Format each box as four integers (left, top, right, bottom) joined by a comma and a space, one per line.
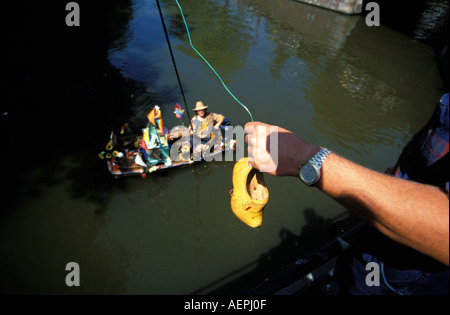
244, 121, 320, 176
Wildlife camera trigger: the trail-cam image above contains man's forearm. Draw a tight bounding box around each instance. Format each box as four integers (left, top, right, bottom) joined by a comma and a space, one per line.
317, 153, 449, 266
244, 121, 449, 265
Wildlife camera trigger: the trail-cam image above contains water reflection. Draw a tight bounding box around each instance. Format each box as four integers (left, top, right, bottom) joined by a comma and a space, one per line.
192, 207, 335, 294
246, 0, 442, 157
163, 0, 254, 80
413, 0, 449, 43
1, 0, 155, 294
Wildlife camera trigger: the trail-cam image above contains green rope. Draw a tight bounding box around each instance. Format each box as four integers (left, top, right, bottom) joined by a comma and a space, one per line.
174, 0, 254, 122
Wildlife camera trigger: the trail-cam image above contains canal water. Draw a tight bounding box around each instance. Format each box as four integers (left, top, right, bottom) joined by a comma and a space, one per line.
0, 0, 446, 294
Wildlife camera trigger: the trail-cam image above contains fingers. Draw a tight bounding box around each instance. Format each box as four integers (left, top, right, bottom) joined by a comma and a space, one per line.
245, 121, 264, 157
245, 121, 269, 144
244, 121, 270, 134
245, 121, 273, 151
244, 122, 280, 174
248, 159, 257, 169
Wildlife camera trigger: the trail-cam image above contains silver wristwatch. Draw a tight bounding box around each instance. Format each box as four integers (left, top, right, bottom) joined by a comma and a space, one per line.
299, 148, 332, 186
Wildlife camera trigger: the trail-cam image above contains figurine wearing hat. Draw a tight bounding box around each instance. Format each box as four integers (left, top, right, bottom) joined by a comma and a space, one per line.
190, 101, 226, 141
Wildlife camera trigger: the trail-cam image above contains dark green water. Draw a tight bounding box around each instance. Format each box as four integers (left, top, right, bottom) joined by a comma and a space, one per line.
0, 0, 446, 294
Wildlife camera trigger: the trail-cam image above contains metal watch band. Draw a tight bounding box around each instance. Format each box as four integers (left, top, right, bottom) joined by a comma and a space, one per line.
309, 147, 332, 168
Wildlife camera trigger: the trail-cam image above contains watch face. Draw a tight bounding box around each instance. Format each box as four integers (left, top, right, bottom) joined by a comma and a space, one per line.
300, 163, 319, 185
